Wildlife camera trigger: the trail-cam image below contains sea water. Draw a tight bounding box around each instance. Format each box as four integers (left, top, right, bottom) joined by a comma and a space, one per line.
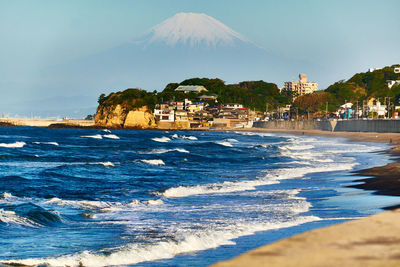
0, 127, 398, 266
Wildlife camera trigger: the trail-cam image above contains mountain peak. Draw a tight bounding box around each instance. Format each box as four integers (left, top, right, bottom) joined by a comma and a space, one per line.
146, 12, 249, 48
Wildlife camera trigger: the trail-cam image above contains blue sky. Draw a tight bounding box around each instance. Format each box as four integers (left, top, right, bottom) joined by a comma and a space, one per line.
0, 0, 399, 117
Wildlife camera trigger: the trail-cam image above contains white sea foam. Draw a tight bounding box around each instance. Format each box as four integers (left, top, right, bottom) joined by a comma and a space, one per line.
171, 134, 198, 140
141, 159, 165, 166
102, 129, 112, 133
225, 138, 238, 142
96, 162, 115, 167
2, 214, 319, 267
279, 144, 314, 150
151, 137, 171, 143
0, 209, 39, 227
32, 142, 59, 146
0, 141, 26, 148
161, 163, 356, 198
81, 134, 103, 139
139, 148, 189, 154
145, 199, 164, 205
181, 135, 198, 140
215, 141, 232, 147
0, 192, 14, 199
103, 134, 120, 140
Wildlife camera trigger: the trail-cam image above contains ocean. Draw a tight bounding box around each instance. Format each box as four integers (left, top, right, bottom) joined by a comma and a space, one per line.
0, 127, 399, 266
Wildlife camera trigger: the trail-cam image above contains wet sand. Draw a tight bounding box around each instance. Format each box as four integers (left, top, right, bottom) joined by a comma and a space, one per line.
213, 128, 400, 266
212, 209, 400, 267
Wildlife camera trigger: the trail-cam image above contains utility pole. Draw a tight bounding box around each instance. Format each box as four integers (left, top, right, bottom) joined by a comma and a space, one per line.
356, 101, 359, 120
326, 102, 328, 118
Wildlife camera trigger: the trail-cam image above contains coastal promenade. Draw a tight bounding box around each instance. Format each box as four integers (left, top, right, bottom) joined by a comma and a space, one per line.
0, 118, 95, 127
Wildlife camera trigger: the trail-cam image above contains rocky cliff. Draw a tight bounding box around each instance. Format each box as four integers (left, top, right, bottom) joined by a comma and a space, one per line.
95, 104, 156, 128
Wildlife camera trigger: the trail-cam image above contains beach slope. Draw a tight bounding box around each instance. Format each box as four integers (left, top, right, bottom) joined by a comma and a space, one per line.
212, 209, 400, 267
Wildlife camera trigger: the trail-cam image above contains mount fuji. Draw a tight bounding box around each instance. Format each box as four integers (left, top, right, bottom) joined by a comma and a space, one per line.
23, 13, 316, 117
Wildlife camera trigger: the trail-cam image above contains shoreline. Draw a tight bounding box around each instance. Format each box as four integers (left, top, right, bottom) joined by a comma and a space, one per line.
212, 128, 400, 266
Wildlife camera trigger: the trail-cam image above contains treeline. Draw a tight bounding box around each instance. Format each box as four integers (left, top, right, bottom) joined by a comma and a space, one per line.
98, 78, 289, 112
293, 65, 400, 114
97, 64, 400, 116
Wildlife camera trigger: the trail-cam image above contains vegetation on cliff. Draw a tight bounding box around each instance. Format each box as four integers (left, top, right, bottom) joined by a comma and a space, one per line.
97, 78, 288, 114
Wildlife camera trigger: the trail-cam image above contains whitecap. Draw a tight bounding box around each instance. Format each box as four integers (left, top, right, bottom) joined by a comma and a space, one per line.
215, 141, 232, 147
97, 162, 115, 167
145, 199, 164, 205
139, 148, 189, 154
103, 134, 120, 140
81, 134, 103, 139
32, 141, 59, 146
141, 159, 165, 166
102, 129, 112, 133
151, 137, 171, 143
0, 141, 26, 148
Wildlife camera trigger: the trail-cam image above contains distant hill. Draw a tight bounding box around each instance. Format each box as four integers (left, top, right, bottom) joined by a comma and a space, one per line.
325, 65, 400, 105
293, 64, 400, 114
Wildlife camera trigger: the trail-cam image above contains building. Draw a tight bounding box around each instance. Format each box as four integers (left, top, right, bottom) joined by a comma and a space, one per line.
387, 80, 400, 89
368, 67, 382, 73
175, 85, 207, 93
198, 94, 218, 101
282, 74, 318, 98
393, 66, 400, 73
154, 109, 175, 122
223, 103, 243, 109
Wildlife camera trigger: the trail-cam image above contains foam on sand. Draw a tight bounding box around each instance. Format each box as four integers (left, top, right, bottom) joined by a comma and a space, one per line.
151, 136, 171, 143
103, 134, 120, 140
81, 134, 103, 139
0, 141, 26, 148
141, 159, 166, 166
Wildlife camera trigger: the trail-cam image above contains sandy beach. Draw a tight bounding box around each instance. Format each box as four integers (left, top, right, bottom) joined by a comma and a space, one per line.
213, 128, 400, 266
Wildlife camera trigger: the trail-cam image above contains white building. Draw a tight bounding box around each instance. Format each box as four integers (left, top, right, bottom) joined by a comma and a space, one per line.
367, 67, 382, 73
393, 66, 400, 73
175, 85, 208, 93
223, 103, 243, 109
387, 80, 400, 89
154, 109, 175, 122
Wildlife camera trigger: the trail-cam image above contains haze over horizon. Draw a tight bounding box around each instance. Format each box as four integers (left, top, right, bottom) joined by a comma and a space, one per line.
1, 0, 399, 118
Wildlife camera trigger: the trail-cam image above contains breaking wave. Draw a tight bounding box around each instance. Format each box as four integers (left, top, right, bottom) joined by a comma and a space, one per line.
151, 137, 171, 143
0, 141, 26, 148
32, 142, 59, 146
81, 134, 102, 139
141, 159, 166, 166
103, 134, 120, 140
215, 141, 233, 147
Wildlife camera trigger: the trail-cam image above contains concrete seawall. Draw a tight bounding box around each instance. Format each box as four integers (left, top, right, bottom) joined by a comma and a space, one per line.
253, 120, 400, 133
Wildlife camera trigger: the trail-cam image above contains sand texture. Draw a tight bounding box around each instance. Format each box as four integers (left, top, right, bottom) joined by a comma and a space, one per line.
213, 209, 400, 267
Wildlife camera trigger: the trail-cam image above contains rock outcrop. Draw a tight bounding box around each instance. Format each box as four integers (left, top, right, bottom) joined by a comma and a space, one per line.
95, 104, 155, 129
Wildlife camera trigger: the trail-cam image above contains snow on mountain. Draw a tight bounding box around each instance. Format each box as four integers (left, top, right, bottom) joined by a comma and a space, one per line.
144, 12, 250, 48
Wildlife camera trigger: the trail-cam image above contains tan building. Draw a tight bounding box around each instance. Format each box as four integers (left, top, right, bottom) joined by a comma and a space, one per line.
282, 74, 318, 98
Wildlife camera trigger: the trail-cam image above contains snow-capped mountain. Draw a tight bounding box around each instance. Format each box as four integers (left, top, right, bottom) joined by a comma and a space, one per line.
143, 12, 250, 48
29, 12, 316, 117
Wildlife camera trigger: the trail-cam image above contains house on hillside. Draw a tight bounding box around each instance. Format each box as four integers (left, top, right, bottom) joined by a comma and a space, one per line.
387, 80, 400, 89
175, 85, 207, 93
393, 66, 400, 73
